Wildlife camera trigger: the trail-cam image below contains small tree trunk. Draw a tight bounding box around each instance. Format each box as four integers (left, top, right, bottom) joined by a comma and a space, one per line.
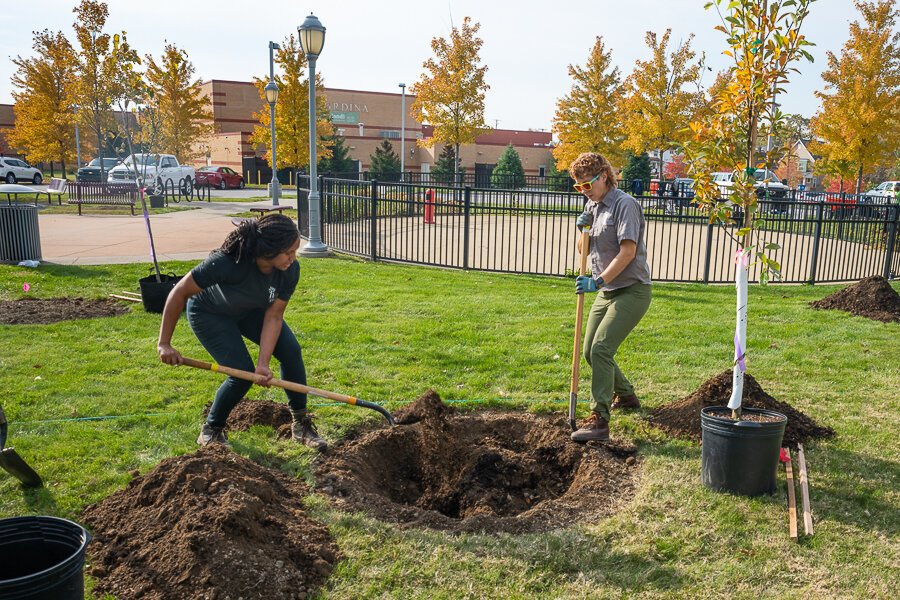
454, 143, 460, 187
855, 164, 863, 195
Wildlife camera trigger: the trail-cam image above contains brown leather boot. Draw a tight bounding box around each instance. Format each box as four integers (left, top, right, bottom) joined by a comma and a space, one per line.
612, 394, 641, 410
197, 423, 230, 448
290, 410, 328, 452
570, 413, 610, 442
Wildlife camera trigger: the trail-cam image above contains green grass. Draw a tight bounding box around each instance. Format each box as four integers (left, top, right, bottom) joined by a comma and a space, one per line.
0, 260, 897, 598
38, 201, 196, 215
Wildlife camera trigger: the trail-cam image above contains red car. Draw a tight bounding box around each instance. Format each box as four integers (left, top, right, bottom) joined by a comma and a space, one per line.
196, 166, 245, 189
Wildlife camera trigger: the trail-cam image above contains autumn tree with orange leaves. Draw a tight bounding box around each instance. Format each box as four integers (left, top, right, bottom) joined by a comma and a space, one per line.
8, 30, 79, 173
810, 0, 900, 193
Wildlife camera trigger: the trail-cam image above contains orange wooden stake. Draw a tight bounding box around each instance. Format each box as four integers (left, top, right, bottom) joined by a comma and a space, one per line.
797, 443, 814, 536
783, 447, 798, 541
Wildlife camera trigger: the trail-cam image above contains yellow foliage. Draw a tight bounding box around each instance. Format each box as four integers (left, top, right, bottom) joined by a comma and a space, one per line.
249, 35, 333, 170
552, 37, 625, 171
8, 30, 80, 168
619, 30, 705, 175
144, 44, 213, 162
410, 17, 490, 159
810, 0, 900, 192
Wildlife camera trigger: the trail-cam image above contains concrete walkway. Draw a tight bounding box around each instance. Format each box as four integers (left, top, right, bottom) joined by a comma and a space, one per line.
37, 199, 294, 265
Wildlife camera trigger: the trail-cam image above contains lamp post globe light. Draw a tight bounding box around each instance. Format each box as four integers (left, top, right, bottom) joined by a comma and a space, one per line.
298, 13, 330, 256
267, 41, 281, 206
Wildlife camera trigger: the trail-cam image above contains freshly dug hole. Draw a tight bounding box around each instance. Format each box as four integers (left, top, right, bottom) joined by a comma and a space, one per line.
317, 391, 640, 533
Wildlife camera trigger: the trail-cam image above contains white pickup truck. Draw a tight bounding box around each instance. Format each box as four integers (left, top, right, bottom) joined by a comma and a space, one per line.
107, 153, 195, 193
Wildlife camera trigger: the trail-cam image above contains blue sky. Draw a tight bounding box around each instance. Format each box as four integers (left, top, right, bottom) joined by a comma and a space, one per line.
0, 0, 883, 130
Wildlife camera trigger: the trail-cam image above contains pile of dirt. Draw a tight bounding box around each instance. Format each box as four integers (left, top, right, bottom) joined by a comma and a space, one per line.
203, 398, 293, 439
810, 276, 900, 322
317, 391, 640, 534
82, 446, 339, 600
646, 371, 834, 448
0, 297, 128, 324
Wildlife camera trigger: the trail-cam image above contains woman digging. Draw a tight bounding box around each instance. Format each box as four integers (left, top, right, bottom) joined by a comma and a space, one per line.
570, 152, 652, 443
157, 214, 327, 451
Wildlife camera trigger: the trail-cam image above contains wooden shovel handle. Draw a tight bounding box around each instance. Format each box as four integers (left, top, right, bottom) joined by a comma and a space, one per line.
570, 229, 591, 395
180, 357, 359, 405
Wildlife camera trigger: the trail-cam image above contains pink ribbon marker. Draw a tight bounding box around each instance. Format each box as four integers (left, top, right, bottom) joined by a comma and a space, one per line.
734, 333, 746, 372
733, 248, 750, 267
23, 282, 30, 292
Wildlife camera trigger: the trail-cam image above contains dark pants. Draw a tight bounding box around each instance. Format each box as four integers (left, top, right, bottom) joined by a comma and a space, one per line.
187, 300, 308, 428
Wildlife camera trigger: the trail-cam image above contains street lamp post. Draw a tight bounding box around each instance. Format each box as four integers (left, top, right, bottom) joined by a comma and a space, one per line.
266, 41, 281, 206
398, 83, 406, 181
298, 13, 330, 256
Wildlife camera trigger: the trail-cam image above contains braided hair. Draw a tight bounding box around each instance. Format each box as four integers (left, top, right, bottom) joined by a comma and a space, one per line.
219, 214, 299, 263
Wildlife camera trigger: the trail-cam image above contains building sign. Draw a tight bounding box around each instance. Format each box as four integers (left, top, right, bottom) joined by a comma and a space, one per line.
331, 111, 360, 124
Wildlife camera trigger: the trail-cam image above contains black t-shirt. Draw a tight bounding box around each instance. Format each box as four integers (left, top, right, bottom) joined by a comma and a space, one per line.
189, 251, 300, 316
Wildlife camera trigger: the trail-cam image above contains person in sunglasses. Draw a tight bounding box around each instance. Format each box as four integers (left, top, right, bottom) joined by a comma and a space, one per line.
569, 152, 652, 442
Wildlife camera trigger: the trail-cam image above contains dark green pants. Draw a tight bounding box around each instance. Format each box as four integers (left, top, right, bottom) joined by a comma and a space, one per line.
582, 284, 652, 420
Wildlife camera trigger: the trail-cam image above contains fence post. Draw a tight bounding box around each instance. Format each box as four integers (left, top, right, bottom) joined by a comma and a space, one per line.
883, 204, 898, 280
702, 222, 714, 284
809, 201, 825, 284
463, 186, 472, 270
370, 180, 378, 262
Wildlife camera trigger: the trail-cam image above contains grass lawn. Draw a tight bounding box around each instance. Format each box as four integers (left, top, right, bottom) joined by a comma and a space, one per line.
0, 259, 897, 598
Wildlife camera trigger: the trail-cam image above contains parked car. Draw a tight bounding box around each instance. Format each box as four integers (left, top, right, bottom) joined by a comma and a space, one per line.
107, 153, 195, 193
76, 157, 121, 182
196, 166, 245, 189
712, 169, 791, 199
0, 157, 43, 184
863, 181, 900, 203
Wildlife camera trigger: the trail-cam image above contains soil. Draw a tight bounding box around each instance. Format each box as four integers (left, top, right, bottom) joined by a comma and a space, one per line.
0, 297, 129, 325
646, 371, 835, 449
809, 276, 900, 322
203, 398, 294, 439
316, 390, 640, 534
82, 446, 340, 600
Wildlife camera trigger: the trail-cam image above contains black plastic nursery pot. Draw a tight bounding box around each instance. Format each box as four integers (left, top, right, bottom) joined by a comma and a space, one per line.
700, 406, 787, 496
0, 516, 91, 600
148, 194, 165, 209
139, 272, 182, 313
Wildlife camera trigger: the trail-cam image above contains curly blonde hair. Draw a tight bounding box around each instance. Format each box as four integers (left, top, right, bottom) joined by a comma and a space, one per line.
569, 153, 618, 189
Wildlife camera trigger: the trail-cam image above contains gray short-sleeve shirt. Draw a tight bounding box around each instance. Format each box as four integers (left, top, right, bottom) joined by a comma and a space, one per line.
579, 188, 652, 291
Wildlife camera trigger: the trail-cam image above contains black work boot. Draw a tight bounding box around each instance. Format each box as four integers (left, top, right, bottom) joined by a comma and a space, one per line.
570, 413, 610, 442
197, 423, 230, 447
612, 393, 641, 410
290, 410, 328, 452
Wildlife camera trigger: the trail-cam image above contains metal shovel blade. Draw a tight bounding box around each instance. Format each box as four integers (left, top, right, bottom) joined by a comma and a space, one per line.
0, 405, 42, 487
0, 448, 42, 488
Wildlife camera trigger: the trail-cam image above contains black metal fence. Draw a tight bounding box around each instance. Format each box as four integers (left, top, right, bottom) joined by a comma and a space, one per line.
297, 176, 900, 284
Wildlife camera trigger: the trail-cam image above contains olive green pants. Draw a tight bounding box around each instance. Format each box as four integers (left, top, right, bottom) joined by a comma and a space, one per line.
582, 283, 652, 420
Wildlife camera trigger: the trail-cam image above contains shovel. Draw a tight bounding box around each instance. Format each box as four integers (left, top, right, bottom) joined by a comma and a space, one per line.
178, 357, 396, 425
0, 405, 43, 487
568, 227, 592, 431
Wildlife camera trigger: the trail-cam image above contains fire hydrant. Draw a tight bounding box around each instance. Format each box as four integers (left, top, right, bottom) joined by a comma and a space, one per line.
424, 188, 435, 224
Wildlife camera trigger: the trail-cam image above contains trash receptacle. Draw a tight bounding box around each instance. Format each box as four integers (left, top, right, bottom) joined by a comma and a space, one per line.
0, 204, 41, 263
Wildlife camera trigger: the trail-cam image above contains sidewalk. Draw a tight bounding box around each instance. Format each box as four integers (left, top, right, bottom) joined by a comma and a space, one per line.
37, 199, 293, 265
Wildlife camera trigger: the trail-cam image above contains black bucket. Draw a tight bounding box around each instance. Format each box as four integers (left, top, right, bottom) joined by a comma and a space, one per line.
138, 272, 181, 313
0, 516, 91, 600
701, 406, 787, 496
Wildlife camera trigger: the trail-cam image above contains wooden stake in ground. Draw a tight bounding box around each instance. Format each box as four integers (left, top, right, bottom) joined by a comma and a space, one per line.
783, 447, 798, 541
797, 443, 813, 536
108, 294, 142, 303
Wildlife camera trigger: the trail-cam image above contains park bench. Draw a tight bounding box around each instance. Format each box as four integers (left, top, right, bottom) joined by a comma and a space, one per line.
44, 177, 67, 205
249, 205, 289, 217
67, 182, 139, 215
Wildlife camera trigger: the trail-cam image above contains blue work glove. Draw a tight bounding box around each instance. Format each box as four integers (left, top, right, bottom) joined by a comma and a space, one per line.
575, 275, 602, 294
576, 213, 594, 231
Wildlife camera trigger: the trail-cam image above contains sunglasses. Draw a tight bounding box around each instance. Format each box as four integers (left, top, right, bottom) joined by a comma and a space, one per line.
573, 173, 601, 193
